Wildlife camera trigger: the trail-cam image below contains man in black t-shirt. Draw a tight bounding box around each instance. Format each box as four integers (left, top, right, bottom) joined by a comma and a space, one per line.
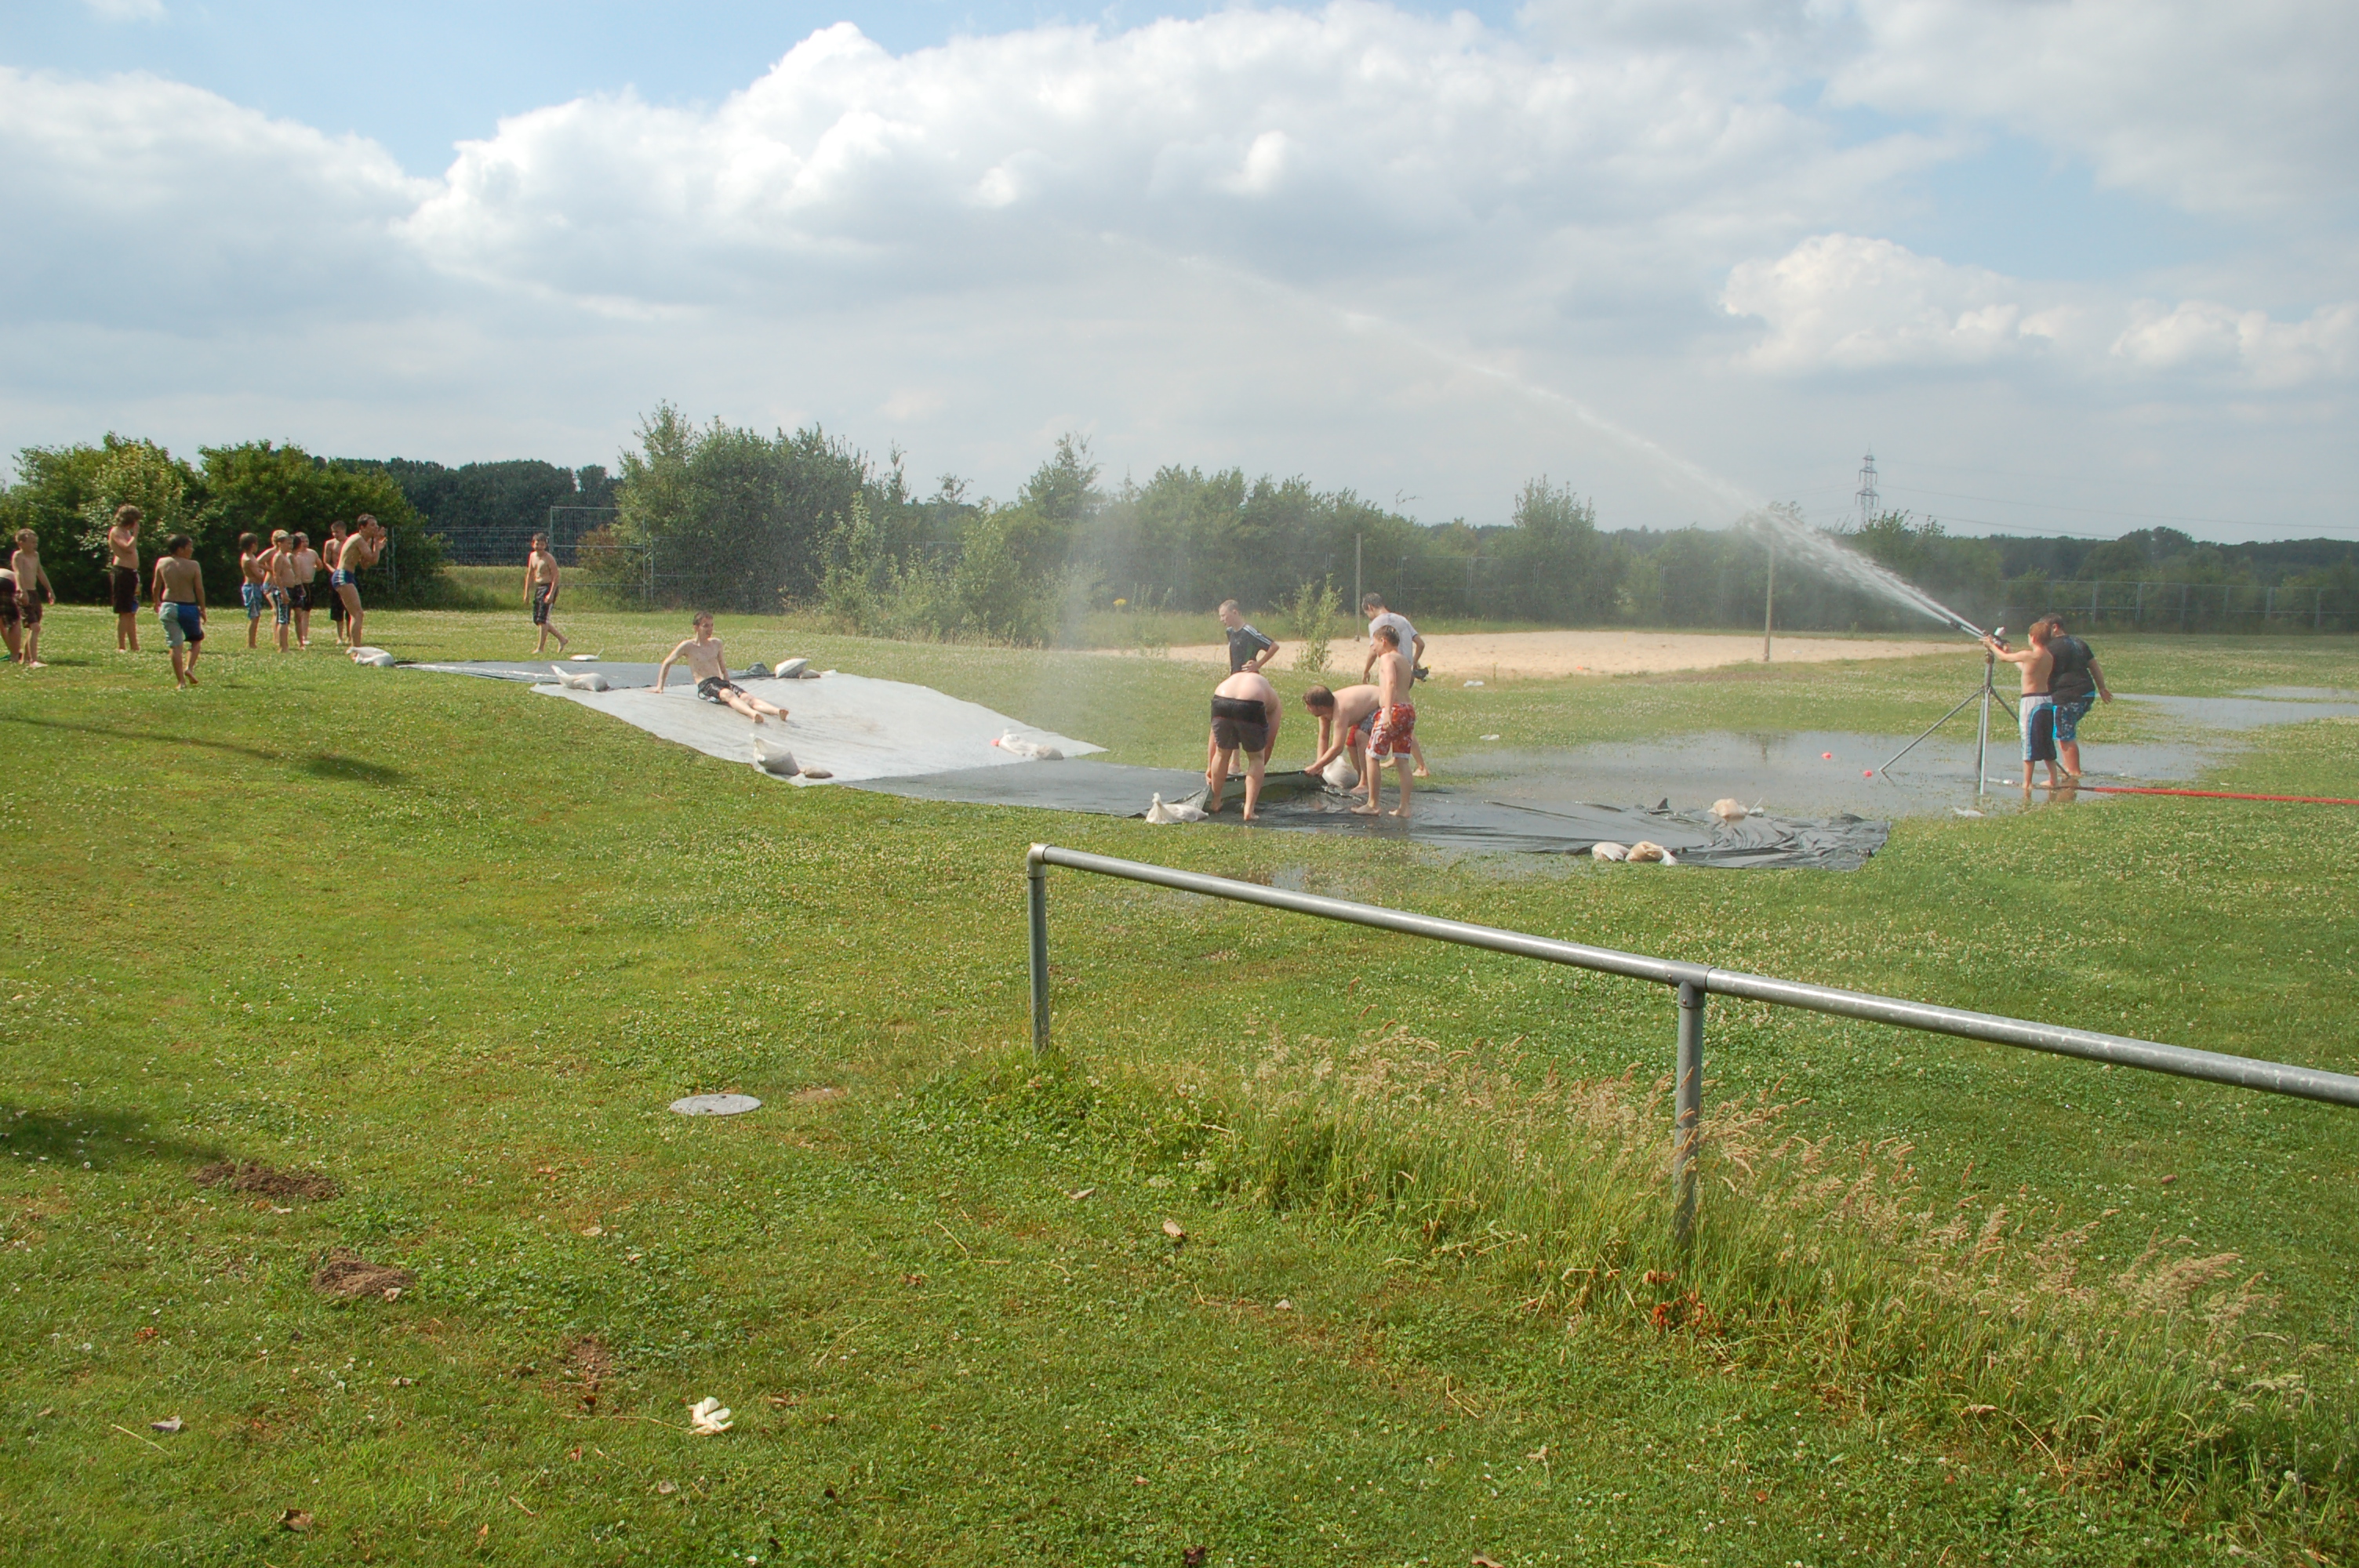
1218, 599, 1278, 673
2041, 615, 2113, 780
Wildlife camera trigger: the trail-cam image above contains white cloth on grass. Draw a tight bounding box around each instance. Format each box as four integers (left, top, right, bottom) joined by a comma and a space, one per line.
531, 670, 1100, 786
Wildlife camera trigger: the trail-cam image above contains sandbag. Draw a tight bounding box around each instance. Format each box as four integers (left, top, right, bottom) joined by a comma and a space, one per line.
994, 729, 1065, 761
553, 665, 612, 692
1590, 841, 1628, 862
1321, 757, 1359, 790
1144, 792, 1205, 824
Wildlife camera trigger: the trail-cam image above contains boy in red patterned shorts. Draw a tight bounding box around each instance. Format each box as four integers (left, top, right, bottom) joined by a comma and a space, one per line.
1354, 624, 1416, 818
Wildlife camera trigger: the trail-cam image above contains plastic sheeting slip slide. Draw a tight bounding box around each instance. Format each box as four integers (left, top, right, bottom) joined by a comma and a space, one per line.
407, 660, 1890, 868
403, 659, 1102, 786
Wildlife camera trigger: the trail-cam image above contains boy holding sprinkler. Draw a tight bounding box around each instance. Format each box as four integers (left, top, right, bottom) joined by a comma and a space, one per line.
1982, 623, 2065, 789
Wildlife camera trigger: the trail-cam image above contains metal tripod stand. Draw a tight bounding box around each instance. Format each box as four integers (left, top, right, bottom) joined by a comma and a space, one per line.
1877, 649, 2017, 797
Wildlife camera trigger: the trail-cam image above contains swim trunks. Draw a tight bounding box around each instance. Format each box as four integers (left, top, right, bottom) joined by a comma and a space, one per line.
159, 601, 203, 648
2052, 695, 2094, 744
1369, 702, 1417, 758
109, 564, 140, 615
532, 585, 554, 625
287, 583, 311, 612
16, 594, 42, 627
2019, 694, 2055, 764
1209, 694, 1270, 754
696, 675, 743, 703
332, 569, 356, 588
1345, 714, 1372, 753
271, 588, 293, 626
242, 583, 267, 619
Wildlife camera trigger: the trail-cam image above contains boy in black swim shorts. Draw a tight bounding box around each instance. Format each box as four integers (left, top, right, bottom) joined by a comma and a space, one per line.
656, 612, 791, 725
1205, 668, 1281, 821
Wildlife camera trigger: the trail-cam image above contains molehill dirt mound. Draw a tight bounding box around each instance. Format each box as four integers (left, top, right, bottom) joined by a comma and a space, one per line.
194, 1161, 341, 1202
311, 1248, 416, 1300
561, 1335, 612, 1412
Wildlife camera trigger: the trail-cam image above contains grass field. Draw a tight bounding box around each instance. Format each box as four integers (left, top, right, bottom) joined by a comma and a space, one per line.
2, 605, 2355, 1566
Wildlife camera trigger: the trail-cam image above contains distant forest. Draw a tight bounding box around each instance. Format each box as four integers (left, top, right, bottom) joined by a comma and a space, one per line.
8, 421, 2352, 637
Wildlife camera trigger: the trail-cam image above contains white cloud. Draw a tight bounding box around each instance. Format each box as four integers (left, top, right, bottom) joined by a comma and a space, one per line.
1723, 233, 2356, 387
1830, 0, 2359, 216
1, 5, 2354, 535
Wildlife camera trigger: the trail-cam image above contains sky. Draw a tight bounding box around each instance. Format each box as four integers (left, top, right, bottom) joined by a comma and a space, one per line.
2, 0, 2354, 541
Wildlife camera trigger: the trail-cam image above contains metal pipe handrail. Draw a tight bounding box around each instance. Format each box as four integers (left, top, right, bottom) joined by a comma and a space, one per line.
1023, 844, 2359, 1238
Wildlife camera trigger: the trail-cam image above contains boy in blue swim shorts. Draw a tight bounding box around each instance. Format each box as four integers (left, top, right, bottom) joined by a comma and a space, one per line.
151, 535, 208, 688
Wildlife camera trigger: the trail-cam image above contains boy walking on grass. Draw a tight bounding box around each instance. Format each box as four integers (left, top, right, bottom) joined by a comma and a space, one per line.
524, 533, 569, 654
655, 614, 790, 725
11, 531, 54, 669
1354, 624, 1416, 818
151, 535, 206, 688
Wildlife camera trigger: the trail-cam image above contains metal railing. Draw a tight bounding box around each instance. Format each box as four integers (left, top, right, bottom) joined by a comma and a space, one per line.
1023, 844, 2359, 1242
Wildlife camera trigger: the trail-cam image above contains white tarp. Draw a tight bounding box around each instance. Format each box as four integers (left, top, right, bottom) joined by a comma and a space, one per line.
530, 671, 1102, 785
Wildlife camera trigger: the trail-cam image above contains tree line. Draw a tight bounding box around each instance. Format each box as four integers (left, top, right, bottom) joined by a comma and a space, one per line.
9, 418, 2350, 637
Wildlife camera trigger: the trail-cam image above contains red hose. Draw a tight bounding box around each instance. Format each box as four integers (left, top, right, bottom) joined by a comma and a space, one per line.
2074, 785, 2359, 805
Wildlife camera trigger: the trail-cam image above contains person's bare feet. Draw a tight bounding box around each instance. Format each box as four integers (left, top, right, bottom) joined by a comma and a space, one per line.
1350, 802, 1381, 816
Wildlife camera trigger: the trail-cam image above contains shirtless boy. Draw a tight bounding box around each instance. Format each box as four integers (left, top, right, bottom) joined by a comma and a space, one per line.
323, 522, 350, 644
10, 531, 55, 669
151, 534, 207, 688
106, 504, 144, 652
1205, 667, 1281, 822
0, 564, 20, 664
263, 530, 300, 652
524, 533, 569, 654
1983, 624, 2064, 789
1356, 625, 1416, 818
655, 613, 790, 724
1358, 593, 1430, 776
333, 516, 384, 648
289, 532, 321, 648
238, 534, 270, 648
1300, 683, 1380, 782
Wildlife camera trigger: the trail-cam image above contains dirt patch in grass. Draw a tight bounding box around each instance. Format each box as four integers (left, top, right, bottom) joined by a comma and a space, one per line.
561, 1334, 613, 1413
194, 1161, 341, 1203
311, 1248, 416, 1300
791, 1087, 847, 1105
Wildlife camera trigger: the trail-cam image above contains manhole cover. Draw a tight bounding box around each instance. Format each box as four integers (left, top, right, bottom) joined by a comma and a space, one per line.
669, 1094, 762, 1116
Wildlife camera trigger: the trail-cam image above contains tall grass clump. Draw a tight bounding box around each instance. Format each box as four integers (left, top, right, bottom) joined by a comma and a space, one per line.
931, 1026, 2351, 1534
1286, 577, 1342, 675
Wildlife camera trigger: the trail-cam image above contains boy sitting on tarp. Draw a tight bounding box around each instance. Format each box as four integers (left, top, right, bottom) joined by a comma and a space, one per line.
656, 613, 791, 726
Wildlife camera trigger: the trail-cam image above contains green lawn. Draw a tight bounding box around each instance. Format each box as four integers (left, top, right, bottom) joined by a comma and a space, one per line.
2, 607, 2354, 1565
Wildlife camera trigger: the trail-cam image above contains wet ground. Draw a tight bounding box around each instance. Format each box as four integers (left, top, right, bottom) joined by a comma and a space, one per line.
1452, 688, 2359, 821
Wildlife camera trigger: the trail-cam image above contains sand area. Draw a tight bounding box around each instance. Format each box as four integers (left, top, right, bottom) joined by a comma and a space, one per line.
1122, 629, 1953, 680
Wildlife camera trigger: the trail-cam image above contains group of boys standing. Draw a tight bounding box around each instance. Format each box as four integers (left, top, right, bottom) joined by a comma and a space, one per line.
1201, 591, 1433, 822
0, 506, 387, 688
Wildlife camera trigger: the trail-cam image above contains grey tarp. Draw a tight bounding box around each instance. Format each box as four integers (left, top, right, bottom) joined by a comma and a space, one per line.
855, 760, 1890, 868
410, 661, 1886, 866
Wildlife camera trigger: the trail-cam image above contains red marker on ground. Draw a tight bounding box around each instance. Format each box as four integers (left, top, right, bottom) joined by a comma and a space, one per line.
1821, 752, 1834, 760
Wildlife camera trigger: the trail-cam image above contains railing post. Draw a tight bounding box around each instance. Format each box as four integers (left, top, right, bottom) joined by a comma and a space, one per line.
1673, 980, 1705, 1246
1027, 844, 1052, 1056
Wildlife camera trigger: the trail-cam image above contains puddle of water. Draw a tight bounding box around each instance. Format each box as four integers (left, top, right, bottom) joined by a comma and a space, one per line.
1454, 729, 2218, 820
2119, 693, 2359, 728
2234, 686, 2359, 703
